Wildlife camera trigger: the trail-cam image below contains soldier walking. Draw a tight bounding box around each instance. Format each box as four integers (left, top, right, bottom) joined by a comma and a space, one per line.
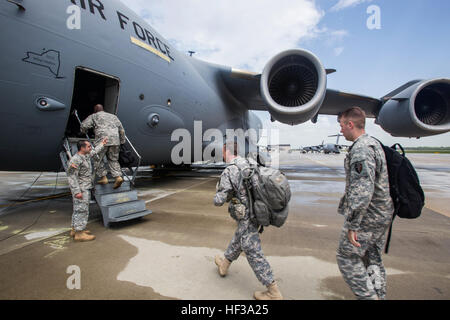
336, 107, 394, 300
213, 141, 283, 300
81, 104, 126, 189
67, 138, 107, 241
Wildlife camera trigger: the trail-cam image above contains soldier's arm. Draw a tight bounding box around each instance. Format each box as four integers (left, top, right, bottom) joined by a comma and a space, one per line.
67, 161, 82, 196
337, 195, 346, 215
80, 115, 94, 133
90, 139, 107, 160
117, 118, 126, 144
345, 147, 376, 231
214, 168, 234, 206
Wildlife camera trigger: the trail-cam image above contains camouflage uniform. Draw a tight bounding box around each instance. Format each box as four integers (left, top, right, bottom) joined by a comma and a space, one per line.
67, 144, 105, 231
336, 134, 394, 300
214, 156, 275, 287
80, 111, 126, 178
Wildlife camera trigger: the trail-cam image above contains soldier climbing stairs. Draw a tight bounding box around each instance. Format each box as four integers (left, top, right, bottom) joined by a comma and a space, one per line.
60, 120, 151, 228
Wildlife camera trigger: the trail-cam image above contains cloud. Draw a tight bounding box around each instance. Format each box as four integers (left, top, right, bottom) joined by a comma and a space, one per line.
330, 30, 349, 39
119, 1, 450, 147
317, 28, 349, 50
330, 0, 373, 12
121, 0, 324, 71
334, 47, 344, 56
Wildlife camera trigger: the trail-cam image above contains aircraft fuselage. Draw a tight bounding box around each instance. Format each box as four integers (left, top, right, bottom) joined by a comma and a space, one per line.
0, 0, 261, 171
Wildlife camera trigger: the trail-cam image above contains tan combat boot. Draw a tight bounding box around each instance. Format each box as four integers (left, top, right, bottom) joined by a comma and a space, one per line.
254, 281, 283, 300
97, 176, 108, 185
74, 231, 96, 242
70, 228, 91, 237
113, 176, 124, 189
214, 255, 231, 277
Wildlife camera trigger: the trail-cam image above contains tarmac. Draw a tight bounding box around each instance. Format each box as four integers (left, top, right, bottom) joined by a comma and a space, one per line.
0, 152, 449, 300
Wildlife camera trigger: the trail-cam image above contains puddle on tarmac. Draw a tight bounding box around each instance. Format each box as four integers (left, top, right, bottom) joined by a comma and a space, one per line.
116, 235, 406, 300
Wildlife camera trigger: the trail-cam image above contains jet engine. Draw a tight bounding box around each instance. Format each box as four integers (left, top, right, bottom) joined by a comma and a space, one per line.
377, 79, 450, 137
260, 49, 327, 125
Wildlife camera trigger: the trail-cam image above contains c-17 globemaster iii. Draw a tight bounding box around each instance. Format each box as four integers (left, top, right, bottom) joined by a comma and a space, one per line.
0, 0, 449, 172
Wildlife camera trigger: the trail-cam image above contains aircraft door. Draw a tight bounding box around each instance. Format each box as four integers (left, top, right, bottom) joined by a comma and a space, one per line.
66, 67, 120, 138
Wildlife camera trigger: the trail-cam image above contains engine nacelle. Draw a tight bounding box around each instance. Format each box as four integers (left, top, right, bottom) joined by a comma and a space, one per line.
260, 49, 327, 125
377, 79, 450, 137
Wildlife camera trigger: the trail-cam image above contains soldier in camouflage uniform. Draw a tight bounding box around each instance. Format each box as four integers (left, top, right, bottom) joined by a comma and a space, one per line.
67, 138, 107, 241
214, 141, 282, 300
81, 104, 126, 189
336, 107, 394, 300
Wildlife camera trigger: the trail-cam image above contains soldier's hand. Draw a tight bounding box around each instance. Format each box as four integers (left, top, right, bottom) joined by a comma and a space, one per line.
348, 230, 361, 247
102, 138, 108, 145
75, 193, 83, 200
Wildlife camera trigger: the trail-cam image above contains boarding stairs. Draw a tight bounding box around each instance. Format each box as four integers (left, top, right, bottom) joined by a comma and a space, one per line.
60, 111, 151, 227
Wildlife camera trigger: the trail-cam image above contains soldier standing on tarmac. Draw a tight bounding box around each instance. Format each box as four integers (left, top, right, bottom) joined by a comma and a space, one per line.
67, 138, 107, 242
336, 107, 394, 300
81, 104, 126, 189
213, 141, 283, 300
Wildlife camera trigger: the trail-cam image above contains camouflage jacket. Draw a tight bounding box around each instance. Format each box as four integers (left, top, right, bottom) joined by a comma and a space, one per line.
338, 134, 394, 231
67, 144, 105, 195
81, 111, 125, 146
214, 157, 257, 221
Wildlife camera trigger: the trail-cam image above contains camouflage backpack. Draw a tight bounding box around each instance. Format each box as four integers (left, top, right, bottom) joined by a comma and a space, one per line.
235, 159, 291, 231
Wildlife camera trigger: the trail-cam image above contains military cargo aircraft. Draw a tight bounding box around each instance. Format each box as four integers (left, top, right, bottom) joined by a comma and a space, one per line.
322, 143, 340, 155
322, 134, 347, 154
301, 144, 323, 154
1, 0, 449, 172
301, 135, 343, 154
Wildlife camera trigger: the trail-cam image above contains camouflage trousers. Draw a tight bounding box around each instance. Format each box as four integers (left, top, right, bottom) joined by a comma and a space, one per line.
336, 224, 390, 300
224, 219, 274, 286
95, 145, 122, 178
71, 190, 91, 232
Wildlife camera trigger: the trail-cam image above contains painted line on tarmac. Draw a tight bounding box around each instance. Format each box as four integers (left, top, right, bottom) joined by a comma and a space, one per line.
144, 179, 213, 204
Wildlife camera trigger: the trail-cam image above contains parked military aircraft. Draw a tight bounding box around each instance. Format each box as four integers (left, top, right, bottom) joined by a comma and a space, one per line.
1, 0, 449, 172
322, 134, 347, 154
301, 143, 324, 154
322, 143, 340, 154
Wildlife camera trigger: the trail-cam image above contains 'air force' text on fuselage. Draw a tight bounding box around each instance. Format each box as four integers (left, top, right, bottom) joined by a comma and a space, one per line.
69, 0, 174, 61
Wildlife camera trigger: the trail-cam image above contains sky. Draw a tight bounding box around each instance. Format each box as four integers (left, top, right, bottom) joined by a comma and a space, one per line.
121, 0, 450, 147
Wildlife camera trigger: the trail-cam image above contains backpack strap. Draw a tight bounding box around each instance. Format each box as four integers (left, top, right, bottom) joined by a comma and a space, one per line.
384, 213, 396, 254
371, 136, 396, 254
232, 160, 263, 232
391, 143, 405, 156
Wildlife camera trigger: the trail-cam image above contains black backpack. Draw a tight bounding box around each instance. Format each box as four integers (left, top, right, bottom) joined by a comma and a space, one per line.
375, 139, 425, 253
119, 143, 137, 169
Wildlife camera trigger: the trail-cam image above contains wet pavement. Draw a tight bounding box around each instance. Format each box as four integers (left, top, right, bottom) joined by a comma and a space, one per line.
0, 152, 449, 300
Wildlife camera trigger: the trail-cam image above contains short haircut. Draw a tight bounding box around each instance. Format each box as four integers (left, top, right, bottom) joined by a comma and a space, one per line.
338, 106, 366, 129
94, 104, 104, 113
77, 140, 89, 151
224, 141, 238, 156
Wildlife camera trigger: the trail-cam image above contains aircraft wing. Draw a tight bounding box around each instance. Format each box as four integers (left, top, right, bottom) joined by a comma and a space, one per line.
317, 89, 381, 118
218, 49, 450, 137
222, 69, 381, 117
221, 68, 267, 111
